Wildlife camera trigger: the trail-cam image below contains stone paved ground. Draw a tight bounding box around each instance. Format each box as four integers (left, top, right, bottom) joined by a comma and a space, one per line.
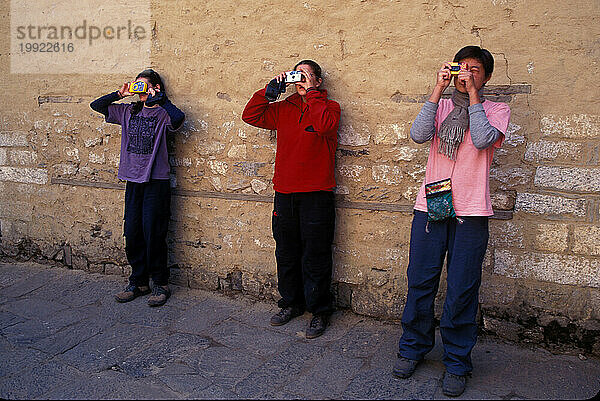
0, 262, 599, 400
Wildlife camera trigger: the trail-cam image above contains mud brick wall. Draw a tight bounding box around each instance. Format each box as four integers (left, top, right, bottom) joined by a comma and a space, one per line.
1, 1, 599, 354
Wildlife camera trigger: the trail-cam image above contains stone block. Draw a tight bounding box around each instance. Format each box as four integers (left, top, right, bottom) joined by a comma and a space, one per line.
373, 123, 406, 145
573, 225, 600, 256
250, 179, 267, 194
489, 220, 524, 248
0, 148, 7, 165
482, 316, 521, 342
338, 124, 370, 146
490, 191, 516, 210
0, 167, 48, 184
515, 192, 586, 218
337, 165, 365, 181
490, 167, 533, 188
88, 152, 105, 164
208, 160, 228, 175
535, 166, 600, 192
534, 223, 569, 252
104, 263, 122, 276
0, 132, 28, 147
386, 146, 420, 162
72, 255, 89, 271
9, 150, 37, 166
195, 141, 225, 156
524, 140, 583, 163
371, 165, 403, 185
227, 144, 247, 159
494, 249, 600, 288
540, 114, 600, 139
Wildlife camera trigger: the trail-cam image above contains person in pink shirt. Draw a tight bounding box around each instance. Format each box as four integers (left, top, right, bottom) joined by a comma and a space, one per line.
392, 46, 511, 397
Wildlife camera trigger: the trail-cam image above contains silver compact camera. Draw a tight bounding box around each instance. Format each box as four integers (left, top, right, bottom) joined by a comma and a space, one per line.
285, 71, 304, 83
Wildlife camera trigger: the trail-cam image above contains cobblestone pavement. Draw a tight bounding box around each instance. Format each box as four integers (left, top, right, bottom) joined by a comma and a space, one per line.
0, 262, 599, 400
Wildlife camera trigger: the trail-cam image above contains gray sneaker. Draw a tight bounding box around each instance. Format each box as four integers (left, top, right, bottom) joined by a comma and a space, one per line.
147, 285, 171, 307
393, 356, 420, 379
442, 372, 467, 397
270, 306, 303, 326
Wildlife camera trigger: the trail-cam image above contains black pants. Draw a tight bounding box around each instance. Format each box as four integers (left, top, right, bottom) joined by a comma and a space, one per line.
124, 180, 171, 287
272, 191, 336, 315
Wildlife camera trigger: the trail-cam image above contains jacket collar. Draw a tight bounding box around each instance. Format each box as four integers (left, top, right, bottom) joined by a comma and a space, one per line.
284, 89, 328, 109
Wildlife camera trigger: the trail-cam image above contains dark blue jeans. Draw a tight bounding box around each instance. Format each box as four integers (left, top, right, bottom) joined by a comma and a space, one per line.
272, 191, 336, 315
124, 180, 171, 287
398, 210, 489, 375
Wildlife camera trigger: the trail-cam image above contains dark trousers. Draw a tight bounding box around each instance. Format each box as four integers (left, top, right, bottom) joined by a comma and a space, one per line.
272, 191, 336, 315
124, 180, 171, 287
398, 210, 489, 375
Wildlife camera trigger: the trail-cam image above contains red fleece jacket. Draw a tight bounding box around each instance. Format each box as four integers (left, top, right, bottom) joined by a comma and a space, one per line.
242, 88, 340, 193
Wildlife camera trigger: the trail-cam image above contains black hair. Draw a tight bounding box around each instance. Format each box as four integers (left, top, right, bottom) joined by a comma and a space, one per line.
453, 46, 494, 78
131, 69, 166, 115
293, 59, 322, 79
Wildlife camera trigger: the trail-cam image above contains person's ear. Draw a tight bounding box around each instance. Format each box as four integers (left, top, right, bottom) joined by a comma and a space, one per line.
482, 74, 491, 86
315, 77, 323, 88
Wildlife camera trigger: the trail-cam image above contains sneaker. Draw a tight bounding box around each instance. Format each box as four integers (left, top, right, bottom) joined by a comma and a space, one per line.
393, 356, 420, 379
305, 314, 329, 339
442, 372, 467, 397
115, 284, 151, 303
147, 285, 171, 307
270, 306, 303, 326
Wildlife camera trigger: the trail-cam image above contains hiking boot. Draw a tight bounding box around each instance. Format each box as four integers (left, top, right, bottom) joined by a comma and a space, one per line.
270, 306, 303, 326
442, 372, 467, 397
147, 285, 171, 307
114, 284, 151, 303
393, 356, 420, 379
305, 314, 329, 339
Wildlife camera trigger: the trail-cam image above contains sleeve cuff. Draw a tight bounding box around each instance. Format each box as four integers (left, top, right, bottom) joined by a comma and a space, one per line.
468, 103, 485, 113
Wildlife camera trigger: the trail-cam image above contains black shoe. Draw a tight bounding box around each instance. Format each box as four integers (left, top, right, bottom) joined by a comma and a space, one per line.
114, 284, 151, 303
393, 356, 420, 379
270, 306, 302, 326
442, 372, 467, 397
305, 314, 329, 339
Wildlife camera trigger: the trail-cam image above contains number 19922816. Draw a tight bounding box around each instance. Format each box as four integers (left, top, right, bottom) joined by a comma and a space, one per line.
19, 42, 74, 53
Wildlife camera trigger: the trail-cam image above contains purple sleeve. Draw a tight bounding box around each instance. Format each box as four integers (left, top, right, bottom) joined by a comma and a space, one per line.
106, 104, 129, 125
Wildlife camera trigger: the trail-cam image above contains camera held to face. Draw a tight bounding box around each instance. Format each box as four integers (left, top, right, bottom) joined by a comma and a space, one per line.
129, 81, 148, 94
449, 62, 461, 75
285, 71, 304, 83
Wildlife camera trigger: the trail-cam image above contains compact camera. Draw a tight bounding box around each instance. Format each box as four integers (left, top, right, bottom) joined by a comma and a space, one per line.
129, 81, 148, 94
285, 71, 304, 83
449, 62, 461, 75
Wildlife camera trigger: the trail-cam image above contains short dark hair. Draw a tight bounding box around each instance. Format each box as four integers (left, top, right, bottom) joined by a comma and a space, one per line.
293, 59, 322, 79
453, 46, 494, 78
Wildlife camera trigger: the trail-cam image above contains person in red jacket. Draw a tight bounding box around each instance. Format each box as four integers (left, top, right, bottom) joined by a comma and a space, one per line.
242, 60, 340, 339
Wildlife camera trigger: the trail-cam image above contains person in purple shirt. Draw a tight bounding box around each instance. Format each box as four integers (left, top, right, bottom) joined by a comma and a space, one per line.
90, 69, 184, 307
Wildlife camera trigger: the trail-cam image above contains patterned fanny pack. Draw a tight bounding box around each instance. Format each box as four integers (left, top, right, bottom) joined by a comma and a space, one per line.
425, 178, 456, 222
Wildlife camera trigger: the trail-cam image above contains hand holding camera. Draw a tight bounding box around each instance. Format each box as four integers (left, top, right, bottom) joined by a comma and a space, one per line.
436, 62, 454, 90
118, 82, 134, 98
295, 65, 319, 91
145, 87, 166, 107
455, 63, 478, 94
265, 70, 302, 102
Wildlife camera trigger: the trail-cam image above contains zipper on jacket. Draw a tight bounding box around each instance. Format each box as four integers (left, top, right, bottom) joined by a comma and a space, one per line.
284, 95, 308, 124
299, 103, 308, 124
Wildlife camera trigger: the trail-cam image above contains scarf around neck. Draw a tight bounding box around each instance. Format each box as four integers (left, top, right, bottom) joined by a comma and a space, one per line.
437, 89, 484, 160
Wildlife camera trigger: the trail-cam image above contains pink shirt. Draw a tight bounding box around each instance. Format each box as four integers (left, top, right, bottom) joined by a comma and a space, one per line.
414, 99, 511, 216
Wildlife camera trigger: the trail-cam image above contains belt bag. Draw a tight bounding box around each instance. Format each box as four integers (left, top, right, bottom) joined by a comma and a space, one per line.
425, 178, 456, 222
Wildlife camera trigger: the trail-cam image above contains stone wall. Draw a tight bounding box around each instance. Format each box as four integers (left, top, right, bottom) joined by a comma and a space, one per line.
1, 0, 599, 354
